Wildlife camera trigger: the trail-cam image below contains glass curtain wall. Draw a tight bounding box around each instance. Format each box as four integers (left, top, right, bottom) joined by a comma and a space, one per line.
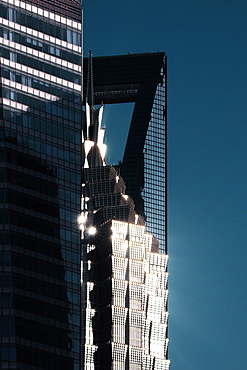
142, 62, 167, 253
0, 0, 82, 368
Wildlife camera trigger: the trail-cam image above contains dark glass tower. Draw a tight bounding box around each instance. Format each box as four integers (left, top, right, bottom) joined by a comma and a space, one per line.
0, 0, 82, 368
1, 0, 168, 365
80, 54, 169, 369
83, 53, 167, 254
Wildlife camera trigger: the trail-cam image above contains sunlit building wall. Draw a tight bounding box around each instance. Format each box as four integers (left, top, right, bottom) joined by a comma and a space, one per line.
80, 165, 170, 369
0, 0, 168, 366
80, 57, 170, 368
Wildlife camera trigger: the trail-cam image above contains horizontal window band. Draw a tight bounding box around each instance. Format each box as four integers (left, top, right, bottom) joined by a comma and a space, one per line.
2, 90, 82, 120
2, 78, 60, 102
1, 57, 81, 92
0, 37, 82, 73
1, 97, 29, 111
1, 0, 81, 30
1, 51, 80, 83
0, 17, 82, 53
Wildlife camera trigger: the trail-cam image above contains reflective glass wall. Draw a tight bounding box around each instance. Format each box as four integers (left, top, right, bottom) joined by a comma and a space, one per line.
80, 56, 169, 366
142, 67, 167, 253
0, 0, 82, 368
83, 53, 167, 254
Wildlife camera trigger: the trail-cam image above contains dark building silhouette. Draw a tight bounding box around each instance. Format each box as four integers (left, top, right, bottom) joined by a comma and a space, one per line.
80, 54, 169, 369
0, 0, 82, 368
0, 0, 168, 367
83, 53, 167, 253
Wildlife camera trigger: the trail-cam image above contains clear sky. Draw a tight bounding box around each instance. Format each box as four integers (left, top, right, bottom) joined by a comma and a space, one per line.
83, 1, 247, 369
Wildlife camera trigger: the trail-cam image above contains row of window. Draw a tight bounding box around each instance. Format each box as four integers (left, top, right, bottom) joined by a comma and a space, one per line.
16, 346, 75, 370
2, 67, 80, 99
2, 132, 82, 173
1, 28, 81, 63
2, 148, 57, 176
3, 89, 81, 117
0, 210, 59, 237
15, 295, 71, 323
1, 47, 81, 83
144, 144, 166, 155
145, 132, 165, 141
0, 4, 81, 45
3, 189, 59, 217
12, 253, 65, 279
0, 230, 80, 265
3, 114, 81, 144
0, 231, 61, 257
16, 317, 73, 350
0, 169, 58, 197
5, 165, 55, 201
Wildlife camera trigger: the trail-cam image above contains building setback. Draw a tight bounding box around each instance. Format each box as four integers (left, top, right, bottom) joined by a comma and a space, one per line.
80, 54, 170, 369
83, 52, 167, 254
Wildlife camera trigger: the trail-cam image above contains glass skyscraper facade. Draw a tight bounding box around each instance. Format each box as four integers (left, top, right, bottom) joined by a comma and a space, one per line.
1, 0, 169, 367
80, 56, 170, 369
0, 0, 82, 368
80, 167, 170, 369
83, 53, 167, 253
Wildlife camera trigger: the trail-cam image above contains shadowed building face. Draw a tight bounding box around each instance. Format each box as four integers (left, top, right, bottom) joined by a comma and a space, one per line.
80, 53, 169, 369
83, 52, 167, 254
0, 0, 82, 368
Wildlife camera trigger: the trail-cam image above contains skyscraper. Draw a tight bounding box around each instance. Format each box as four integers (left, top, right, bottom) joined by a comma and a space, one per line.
0, 0, 168, 367
80, 53, 169, 369
83, 52, 167, 254
0, 0, 82, 368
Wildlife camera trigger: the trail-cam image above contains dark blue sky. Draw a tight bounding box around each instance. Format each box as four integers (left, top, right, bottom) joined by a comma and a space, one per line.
83, 1, 247, 369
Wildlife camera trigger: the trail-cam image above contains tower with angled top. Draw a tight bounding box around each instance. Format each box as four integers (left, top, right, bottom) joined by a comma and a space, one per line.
80, 52, 170, 370
0, 0, 169, 365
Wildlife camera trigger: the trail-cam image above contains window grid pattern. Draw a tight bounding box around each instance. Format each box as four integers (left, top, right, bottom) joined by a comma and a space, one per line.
112, 343, 127, 370
154, 358, 171, 370
129, 242, 145, 260
129, 347, 143, 370
112, 239, 128, 258
112, 279, 128, 307
0, 0, 82, 368
112, 306, 128, 344
142, 70, 166, 254
129, 310, 143, 347
112, 256, 128, 280
83, 220, 169, 368
129, 282, 143, 311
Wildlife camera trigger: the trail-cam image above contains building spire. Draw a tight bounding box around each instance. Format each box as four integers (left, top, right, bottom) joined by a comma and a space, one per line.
87, 50, 94, 107
86, 50, 94, 127
82, 51, 106, 168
